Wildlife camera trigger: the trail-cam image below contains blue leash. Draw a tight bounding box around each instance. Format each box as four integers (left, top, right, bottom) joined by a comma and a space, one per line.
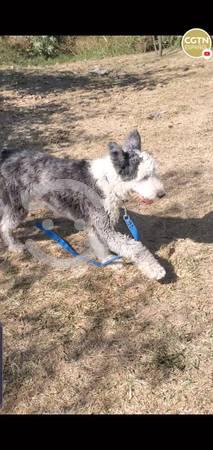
35, 213, 140, 268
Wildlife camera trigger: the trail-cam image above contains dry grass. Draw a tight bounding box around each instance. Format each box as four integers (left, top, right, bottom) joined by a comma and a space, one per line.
0, 50, 213, 414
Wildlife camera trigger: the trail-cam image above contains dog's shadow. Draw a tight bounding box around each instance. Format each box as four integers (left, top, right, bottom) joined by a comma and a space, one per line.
119, 209, 213, 249
117, 209, 213, 284
23, 210, 213, 285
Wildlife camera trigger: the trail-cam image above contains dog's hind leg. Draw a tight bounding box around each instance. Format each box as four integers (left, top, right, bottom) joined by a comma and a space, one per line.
0, 204, 27, 253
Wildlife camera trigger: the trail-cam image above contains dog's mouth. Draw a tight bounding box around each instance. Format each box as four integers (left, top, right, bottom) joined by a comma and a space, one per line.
139, 197, 154, 205
132, 193, 154, 205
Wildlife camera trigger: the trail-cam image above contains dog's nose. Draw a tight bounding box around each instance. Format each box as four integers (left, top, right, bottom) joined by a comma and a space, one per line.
157, 191, 166, 199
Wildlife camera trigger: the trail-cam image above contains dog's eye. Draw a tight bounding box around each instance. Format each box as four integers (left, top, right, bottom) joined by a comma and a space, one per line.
143, 175, 149, 180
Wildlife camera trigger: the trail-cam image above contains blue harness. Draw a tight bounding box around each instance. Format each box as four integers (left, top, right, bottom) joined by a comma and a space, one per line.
35, 212, 140, 268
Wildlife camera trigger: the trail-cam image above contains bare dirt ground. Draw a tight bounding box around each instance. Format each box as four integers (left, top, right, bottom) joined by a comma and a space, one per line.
0, 50, 213, 414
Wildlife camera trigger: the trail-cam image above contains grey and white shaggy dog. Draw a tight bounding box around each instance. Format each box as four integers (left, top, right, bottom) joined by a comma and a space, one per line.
0, 129, 166, 280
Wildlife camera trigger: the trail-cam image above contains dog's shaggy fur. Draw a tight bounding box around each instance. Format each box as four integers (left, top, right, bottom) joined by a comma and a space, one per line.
0, 130, 166, 280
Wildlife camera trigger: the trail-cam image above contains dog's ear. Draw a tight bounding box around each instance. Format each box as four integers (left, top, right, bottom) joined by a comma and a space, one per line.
108, 142, 124, 158
123, 129, 142, 152
108, 141, 141, 179
108, 142, 127, 171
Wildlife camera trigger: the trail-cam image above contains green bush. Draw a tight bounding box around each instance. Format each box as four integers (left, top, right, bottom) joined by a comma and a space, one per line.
29, 36, 59, 58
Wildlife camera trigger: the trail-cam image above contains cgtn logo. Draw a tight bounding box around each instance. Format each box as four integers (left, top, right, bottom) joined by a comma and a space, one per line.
182, 28, 212, 59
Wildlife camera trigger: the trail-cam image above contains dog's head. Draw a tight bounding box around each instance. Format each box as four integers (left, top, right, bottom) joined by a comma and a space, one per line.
108, 129, 166, 205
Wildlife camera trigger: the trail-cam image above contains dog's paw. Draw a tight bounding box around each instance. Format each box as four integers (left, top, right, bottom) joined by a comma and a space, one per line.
152, 265, 166, 280
8, 242, 25, 254
138, 262, 166, 281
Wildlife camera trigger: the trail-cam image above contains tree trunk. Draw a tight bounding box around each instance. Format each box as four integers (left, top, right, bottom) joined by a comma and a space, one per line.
152, 35, 158, 54
158, 36, 163, 56
152, 36, 163, 56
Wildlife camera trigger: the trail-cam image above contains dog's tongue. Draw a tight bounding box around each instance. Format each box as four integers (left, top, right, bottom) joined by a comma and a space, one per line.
131, 192, 154, 205
140, 198, 154, 205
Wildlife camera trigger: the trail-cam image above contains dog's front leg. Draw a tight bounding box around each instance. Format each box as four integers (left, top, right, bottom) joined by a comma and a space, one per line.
91, 210, 165, 280
88, 228, 112, 260
88, 228, 124, 269
95, 220, 166, 280
103, 229, 165, 280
